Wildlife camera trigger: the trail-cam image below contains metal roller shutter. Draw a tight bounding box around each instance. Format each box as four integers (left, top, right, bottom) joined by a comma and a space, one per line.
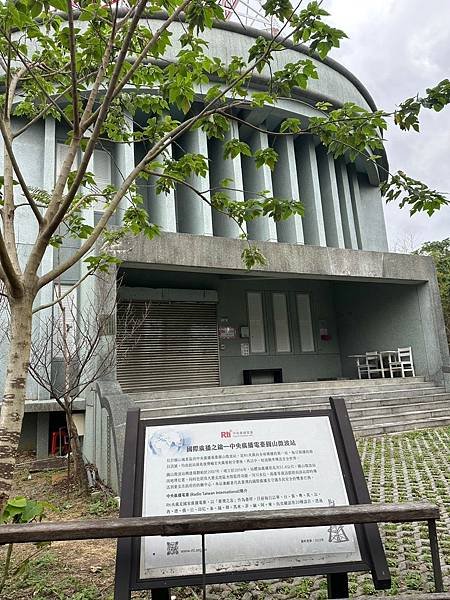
116, 300, 220, 392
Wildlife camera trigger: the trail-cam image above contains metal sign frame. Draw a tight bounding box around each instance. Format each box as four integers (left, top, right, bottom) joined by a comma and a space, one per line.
115, 398, 390, 598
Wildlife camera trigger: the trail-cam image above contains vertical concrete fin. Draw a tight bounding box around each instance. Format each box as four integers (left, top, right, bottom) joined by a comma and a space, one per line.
295, 136, 326, 247
175, 127, 213, 236
356, 170, 389, 252
209, 121, 246, 239
115, 113, 135, 223
316, 146, 345, 249
241, 129, 278, 242
145, 142, 177, 232
273, 136, 304, 244
346, 164, 363, 249
43, 118, 56, 193
335, 158, 358, 249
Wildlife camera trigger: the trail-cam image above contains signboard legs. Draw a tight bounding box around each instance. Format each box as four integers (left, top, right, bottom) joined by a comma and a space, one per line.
327, 573, 349, 598
151, 589, 170, 600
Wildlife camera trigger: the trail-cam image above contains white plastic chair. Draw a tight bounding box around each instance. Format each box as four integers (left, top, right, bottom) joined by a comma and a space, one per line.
357, 351, 385, 379
388, 347, 415, 378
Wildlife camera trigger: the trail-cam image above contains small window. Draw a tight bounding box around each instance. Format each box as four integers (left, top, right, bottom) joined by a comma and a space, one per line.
272, 292, 291, 353
297, 293, 314, 352
247, 292, 266, 353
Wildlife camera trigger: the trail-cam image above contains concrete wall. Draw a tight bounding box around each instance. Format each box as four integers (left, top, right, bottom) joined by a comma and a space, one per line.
116, 233, 449, 383
216, 278, 341, 385
119, 268, 342, 385
119, 263, 450, 386
334, 282, 429, 379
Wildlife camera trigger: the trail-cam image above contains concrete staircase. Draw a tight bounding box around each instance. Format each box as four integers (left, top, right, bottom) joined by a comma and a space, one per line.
131, 377, 450, 437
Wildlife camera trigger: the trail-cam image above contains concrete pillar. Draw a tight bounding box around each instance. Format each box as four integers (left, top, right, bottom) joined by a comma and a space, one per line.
316, 146, 345, 248
335, 158, 358, 249
294, 136, 326, 247
36, 412, 50, 459
145, 142, 177, 232
209, 121, 246, 239
272, 136, 304, 244
115, 113, 135, 223
346, 164, 363, 249
175, 127, 213, 236
241, 129, 277, 242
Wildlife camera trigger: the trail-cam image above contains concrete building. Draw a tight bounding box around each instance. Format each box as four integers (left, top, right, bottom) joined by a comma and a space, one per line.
3, 17, 448, 487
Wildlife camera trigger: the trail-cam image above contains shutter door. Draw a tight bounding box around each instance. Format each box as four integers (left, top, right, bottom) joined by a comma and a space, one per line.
116, 300, 220, 392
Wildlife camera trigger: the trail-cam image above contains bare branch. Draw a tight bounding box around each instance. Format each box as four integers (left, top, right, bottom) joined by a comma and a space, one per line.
32, 269, 95, 314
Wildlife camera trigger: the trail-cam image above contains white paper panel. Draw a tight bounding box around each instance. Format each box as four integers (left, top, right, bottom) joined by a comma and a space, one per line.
272, 292, 291, 352
247, 292, 266, 353
297, 293, 314, 352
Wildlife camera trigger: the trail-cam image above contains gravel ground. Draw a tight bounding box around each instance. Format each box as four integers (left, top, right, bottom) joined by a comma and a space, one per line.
170, 427, 450, 600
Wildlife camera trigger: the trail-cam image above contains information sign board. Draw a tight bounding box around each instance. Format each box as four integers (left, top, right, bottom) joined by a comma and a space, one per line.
115, 399, 390, 598
140, 415, 360, 579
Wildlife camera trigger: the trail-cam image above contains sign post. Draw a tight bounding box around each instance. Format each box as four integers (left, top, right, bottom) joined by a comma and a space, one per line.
115, 398, 390, 599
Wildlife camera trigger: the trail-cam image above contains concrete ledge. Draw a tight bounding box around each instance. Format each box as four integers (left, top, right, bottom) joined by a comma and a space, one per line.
22, 399, 86, 413
115, 232, 435, 284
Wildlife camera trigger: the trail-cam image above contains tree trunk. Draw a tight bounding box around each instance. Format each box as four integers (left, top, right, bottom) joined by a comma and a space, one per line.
65, 408, 89, 493
0, 295, 34, 512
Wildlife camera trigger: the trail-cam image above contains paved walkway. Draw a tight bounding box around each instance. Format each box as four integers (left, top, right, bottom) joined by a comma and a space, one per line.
178, 426, 450, 599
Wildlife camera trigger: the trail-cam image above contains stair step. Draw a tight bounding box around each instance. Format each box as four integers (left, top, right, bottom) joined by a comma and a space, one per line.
137, 390, 449, 416
131, 376, 427, 402
140, 398, 450, 421
355, 416, 450, 437
134, 384, 442, 409
348, 397, 450, 418
134, 377, 449, 437
350, 407, 450, 427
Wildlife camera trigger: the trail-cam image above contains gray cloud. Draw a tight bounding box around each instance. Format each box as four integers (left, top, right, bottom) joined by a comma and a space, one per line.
324, 0, 450, 249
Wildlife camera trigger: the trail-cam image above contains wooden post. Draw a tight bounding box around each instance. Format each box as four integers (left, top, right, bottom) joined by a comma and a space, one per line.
428, 519, 444, 592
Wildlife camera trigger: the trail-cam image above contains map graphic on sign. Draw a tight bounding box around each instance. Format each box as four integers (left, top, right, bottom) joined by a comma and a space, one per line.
147, 430, 191, 456
140, 416, 361, 578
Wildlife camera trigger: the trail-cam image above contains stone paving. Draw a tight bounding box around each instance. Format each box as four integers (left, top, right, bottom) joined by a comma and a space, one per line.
173, 426, 450, 599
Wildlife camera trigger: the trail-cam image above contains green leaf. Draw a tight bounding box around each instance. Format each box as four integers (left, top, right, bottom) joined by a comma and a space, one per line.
242, 246, 267, 270
223, 139, 252, 160
7, 497, 27, 509
280, 118, 302, 133
254, 147, 278, 170
47, 0, 66, 11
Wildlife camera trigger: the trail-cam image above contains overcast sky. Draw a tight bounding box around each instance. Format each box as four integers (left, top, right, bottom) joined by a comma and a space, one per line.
324, 0, 450, 251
